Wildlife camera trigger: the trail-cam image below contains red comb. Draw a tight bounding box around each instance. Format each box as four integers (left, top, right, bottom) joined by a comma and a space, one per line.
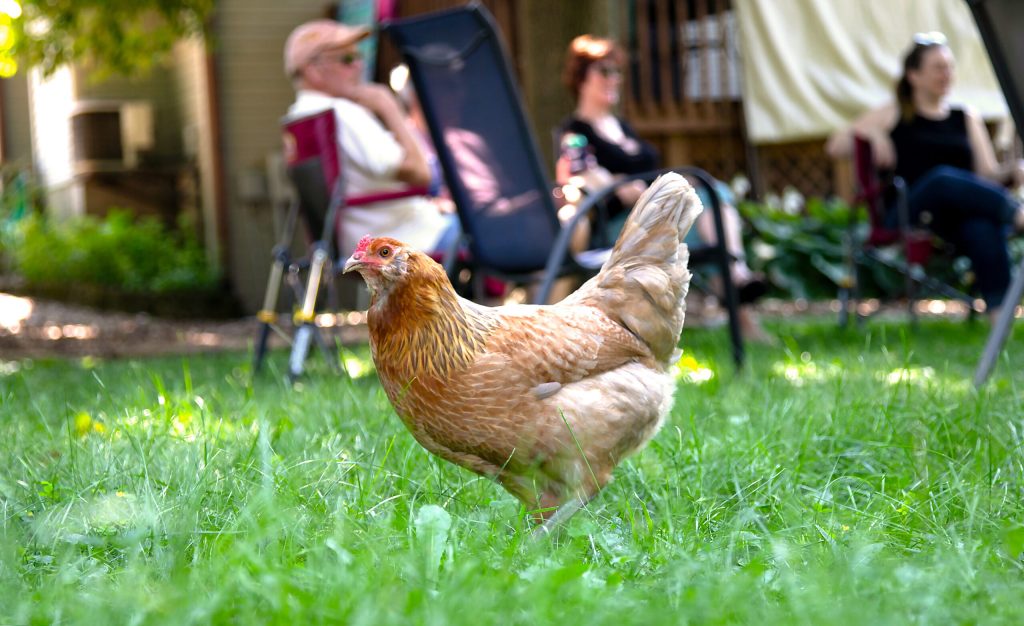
354, 235, 372, 253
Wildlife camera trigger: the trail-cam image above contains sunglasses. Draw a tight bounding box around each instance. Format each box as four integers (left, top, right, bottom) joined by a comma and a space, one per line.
913, 31, 947, 46
592, 64, 622, 78
318, 50, 363, 66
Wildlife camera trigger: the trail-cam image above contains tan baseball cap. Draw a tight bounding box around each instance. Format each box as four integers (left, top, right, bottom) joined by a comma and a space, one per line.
284, 20, 371, 77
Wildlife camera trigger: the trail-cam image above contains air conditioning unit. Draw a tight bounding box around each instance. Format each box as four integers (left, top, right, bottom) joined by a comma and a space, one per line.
70, 100, 154, 174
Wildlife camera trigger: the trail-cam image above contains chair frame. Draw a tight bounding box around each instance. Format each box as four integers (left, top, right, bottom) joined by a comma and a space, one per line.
255, 108, 433, 381
967, 0, 1024, 387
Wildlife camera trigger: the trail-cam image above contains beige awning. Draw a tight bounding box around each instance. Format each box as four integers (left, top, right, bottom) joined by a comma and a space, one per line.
735, 0, 1008, 144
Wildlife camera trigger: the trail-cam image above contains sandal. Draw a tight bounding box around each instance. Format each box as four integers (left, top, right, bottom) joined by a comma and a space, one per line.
737, 276, 769, 304
1013, 208, 1024, 238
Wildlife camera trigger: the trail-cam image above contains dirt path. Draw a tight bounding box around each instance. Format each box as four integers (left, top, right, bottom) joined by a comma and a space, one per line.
0, 290, 971, 361
0, 291, 369, 360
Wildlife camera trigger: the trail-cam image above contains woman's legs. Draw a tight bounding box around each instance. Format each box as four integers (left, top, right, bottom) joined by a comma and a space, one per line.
908, 165, 1019, 228
941, 217, 1012, 311
695, 200, 757, 284
908, 167, 1014, 312
693, 199, 774, 344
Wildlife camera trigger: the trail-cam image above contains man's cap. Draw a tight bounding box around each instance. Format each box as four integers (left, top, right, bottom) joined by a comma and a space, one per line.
284, 20, 371, 76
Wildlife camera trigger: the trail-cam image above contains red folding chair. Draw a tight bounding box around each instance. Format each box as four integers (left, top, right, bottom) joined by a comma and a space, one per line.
254, 108, 432, 380
838, 134, 978, 326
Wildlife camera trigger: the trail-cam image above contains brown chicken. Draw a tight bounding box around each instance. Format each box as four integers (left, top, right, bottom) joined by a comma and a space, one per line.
343, 173, 702, 532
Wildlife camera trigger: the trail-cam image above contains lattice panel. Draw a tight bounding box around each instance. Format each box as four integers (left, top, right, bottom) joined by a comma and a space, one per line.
645, 133, 746, 184
682, 132, 747, 183
754, 140, 835, 199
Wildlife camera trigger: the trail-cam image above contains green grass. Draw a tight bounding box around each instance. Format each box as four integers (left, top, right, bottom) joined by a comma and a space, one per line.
1, 316, 1022, 624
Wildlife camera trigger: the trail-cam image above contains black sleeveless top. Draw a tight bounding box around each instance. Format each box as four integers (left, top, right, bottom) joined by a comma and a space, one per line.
890, 107, 973, 186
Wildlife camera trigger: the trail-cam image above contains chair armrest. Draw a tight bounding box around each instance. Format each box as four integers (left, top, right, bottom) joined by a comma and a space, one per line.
537, 181, 622, 300
552, 170, 664, 263
536, 167, 735, 305
345, 185, 431, 207
892, 175, 910, 234
565, 166, 735, 261
890, 175, 930, 266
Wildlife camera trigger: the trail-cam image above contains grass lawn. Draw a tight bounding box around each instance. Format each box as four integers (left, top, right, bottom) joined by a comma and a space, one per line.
2, 315, 1022, 624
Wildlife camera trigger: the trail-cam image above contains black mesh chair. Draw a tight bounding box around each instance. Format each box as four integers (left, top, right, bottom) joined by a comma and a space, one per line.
383, 4, 743, 367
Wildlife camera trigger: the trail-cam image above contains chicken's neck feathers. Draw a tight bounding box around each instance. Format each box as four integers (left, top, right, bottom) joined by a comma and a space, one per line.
368, 262, 493, 381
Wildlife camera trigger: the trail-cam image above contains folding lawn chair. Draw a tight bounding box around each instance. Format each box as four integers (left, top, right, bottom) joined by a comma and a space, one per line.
254, 108, 433, 381
383, 4, 744, 367
967, 0, 1024, 386
837, 134, 979, 328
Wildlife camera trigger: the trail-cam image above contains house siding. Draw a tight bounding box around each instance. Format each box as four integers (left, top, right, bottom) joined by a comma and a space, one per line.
214, 0, 329, 312
1, 73, 33, 165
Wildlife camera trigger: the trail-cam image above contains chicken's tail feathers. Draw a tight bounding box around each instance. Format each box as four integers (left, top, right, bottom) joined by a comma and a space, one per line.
568, 172, 703, 365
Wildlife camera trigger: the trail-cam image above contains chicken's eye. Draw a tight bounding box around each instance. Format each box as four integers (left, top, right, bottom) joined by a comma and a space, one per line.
378, 247, 391, 258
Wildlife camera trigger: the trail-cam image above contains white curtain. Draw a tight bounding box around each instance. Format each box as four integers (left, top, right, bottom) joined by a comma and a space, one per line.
734, 0, 1007, 144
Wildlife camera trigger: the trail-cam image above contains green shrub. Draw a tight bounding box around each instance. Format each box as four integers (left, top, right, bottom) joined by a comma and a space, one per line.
740, 195, 864, 299
0, 166, 44, 270
740, 195, 974, 300
10, 209, 219, 294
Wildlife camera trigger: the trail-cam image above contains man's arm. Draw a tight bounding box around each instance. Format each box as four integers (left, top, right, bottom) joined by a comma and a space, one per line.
346, 84, 431, 187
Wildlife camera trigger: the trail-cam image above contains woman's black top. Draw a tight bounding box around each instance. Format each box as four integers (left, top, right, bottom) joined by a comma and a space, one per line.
561, 115, 659, 175
560, 115, 660, 217
890, 107, 973, 186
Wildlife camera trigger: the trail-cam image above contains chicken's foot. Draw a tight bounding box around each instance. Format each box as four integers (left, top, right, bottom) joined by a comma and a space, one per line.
530, 492, 596, 541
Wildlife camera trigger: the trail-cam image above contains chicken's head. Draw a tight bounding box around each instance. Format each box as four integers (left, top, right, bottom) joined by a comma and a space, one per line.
342, 235, 414, 295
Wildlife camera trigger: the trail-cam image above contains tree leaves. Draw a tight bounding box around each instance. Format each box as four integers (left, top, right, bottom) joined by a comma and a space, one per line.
12, 0, 214, 77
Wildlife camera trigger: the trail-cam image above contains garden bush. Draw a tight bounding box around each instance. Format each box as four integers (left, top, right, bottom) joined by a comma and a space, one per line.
739, 193, 976, 300
11, 210, 218, 293
4, 208, 237, 317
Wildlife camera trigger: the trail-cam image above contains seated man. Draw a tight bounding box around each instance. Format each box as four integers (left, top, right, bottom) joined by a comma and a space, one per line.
283, 20, 457, 257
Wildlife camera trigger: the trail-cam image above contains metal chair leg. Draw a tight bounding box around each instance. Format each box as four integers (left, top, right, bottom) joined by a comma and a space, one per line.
288, 245, 329, 382
906, 264, 919, 327
288, 324, 314, 382
254, 195, 300, 373
974, 259, 1024, 387
253, 322, 273, 373
254, 249, 290, 373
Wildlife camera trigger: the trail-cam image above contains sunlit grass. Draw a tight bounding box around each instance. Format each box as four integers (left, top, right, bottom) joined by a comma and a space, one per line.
1, 316, 1022, 624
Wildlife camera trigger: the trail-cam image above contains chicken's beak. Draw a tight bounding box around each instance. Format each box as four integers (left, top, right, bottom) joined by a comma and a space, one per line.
342, 252, 365, 274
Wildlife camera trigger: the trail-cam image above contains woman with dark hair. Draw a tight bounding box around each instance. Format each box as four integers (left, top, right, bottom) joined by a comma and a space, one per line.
556, 34, 773, 343
827, 32, 1024, 318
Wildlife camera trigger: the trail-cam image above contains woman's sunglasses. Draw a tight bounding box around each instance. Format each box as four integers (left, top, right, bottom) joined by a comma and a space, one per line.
913, 31, 947, 46
318, 51, 363, 66
593, 63, 622, 78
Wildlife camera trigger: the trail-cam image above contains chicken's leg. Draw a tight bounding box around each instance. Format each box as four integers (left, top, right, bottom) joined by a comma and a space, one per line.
532, 496, 587, 538
530, 479, 606, 541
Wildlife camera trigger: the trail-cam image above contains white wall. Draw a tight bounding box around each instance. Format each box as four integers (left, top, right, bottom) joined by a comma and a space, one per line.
26, 66, 77, 217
